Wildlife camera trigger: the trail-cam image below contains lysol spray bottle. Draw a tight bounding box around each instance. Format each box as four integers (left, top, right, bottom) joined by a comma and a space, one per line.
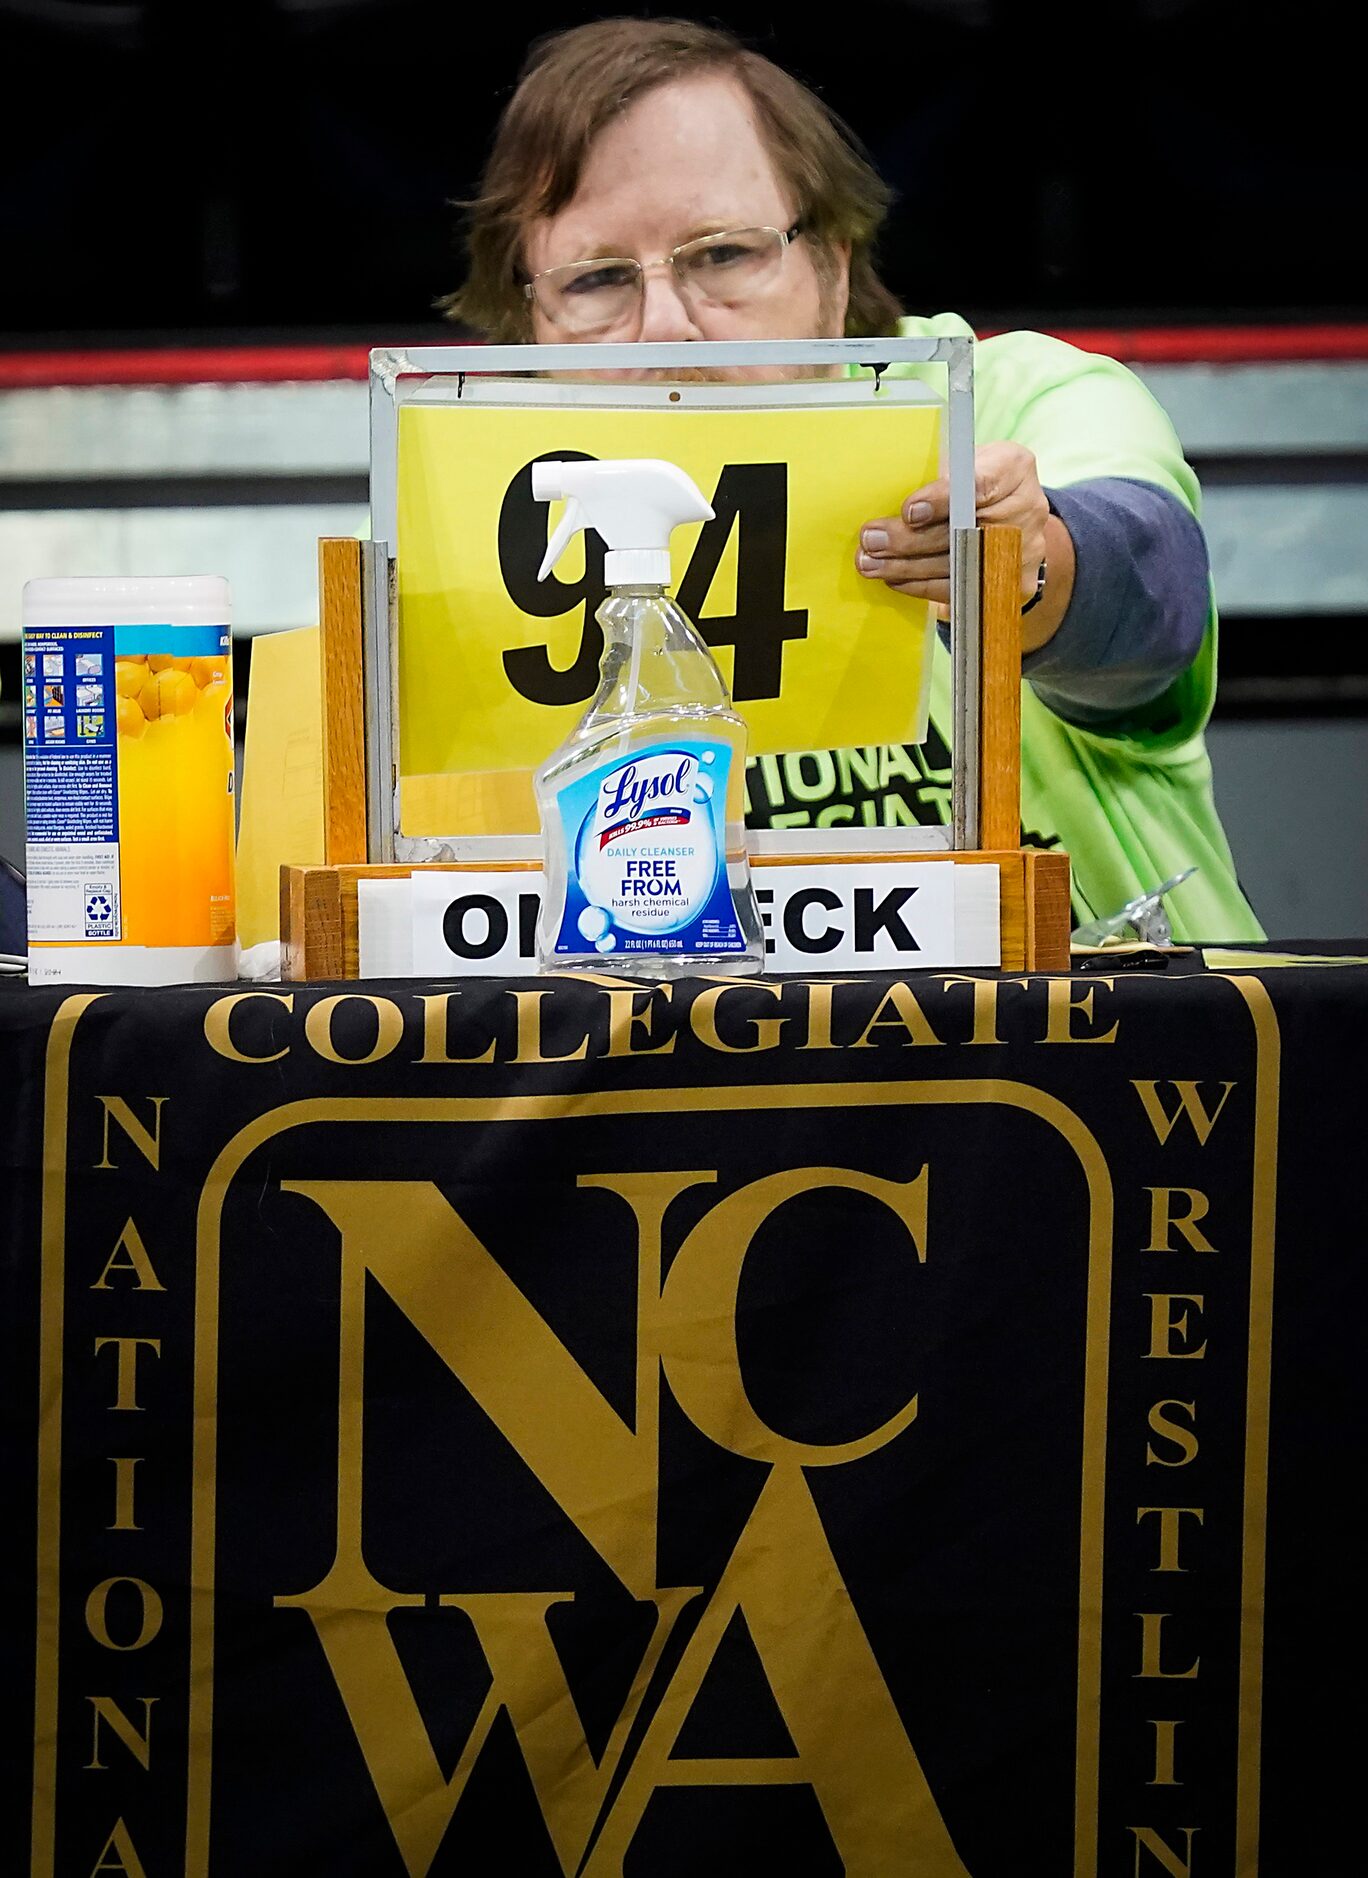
21, 575, 237, 985
532, 458, 764, 980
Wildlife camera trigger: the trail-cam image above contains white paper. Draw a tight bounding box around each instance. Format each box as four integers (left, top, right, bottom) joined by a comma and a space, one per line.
388, 861, 998, 978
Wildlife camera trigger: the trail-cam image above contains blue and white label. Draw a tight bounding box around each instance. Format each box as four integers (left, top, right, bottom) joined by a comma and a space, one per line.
22, 619, 227, 946
552, 740, 744, 955
22, 623, 123, 942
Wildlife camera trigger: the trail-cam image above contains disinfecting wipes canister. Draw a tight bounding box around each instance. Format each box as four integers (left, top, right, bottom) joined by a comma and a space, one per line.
22, 575, 237, 985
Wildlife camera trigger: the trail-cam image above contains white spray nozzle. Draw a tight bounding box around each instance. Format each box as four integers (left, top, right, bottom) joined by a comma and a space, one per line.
534, 458, 714, 588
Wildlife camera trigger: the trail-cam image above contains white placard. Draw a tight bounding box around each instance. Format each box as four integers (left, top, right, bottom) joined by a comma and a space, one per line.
757, 862, 958, 972
411, 870, 543, 976
356, 875, 414, 976
361, 862, 1001, 979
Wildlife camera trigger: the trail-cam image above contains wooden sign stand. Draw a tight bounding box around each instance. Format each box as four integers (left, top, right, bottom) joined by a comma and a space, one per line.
279, 530, 1071, 979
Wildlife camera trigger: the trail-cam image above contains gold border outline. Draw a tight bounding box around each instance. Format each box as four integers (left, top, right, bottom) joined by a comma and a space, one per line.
1223, 977, 1281, 1877
32, 994, 105, 1878
32, 973, 1281, 1878
187, 1081, 1112, 1878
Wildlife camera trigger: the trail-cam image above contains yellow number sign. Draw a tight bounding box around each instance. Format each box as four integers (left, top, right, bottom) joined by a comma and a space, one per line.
396, 399, 939, 832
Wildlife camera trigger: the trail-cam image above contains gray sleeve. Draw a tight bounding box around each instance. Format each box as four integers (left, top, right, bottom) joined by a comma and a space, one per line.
1021, 476, 1211, 727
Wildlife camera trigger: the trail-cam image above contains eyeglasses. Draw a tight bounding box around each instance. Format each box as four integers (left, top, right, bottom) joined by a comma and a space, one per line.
524, 223, 803, 336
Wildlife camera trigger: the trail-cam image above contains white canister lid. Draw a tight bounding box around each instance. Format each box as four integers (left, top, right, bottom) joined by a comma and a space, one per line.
22, 574, 231, 628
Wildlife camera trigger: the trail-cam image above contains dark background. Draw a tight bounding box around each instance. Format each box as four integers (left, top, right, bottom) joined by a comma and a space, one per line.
2, 0, 1366, 938
1, 0, 1363, 343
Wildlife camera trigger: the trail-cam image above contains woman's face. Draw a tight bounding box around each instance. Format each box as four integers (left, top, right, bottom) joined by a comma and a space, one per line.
521, 74, 849, 376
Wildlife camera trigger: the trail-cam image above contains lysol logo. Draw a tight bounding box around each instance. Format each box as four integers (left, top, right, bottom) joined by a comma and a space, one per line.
596, 754, 695, 847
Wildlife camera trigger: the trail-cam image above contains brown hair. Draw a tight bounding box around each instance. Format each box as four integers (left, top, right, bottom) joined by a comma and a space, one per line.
441, 17, 904, 341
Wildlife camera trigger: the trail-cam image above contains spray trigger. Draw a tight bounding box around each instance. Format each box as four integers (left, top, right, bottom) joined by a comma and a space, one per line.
531, 458, 713, 589
539, 498, 585, 581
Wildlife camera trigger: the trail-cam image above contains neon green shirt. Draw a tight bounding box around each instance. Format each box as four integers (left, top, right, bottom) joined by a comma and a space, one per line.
750, 312, 1263, 942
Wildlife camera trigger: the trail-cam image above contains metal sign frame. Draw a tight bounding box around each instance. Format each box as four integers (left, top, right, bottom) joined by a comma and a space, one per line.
363, 336, 979, 865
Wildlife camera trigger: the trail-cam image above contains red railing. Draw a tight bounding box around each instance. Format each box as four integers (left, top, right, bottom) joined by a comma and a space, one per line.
2, 324, 1367, 389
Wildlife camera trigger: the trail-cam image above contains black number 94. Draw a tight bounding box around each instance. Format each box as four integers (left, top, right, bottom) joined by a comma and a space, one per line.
498, 455, 809, 707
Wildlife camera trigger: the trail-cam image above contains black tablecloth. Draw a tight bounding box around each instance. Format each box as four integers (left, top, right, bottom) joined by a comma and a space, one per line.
3, 961, 1364, 1875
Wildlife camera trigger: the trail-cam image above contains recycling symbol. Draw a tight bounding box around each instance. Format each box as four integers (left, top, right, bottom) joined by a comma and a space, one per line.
85, 893, 113, 926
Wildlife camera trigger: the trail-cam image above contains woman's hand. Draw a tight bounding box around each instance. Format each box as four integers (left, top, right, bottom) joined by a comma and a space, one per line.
856, 441, 1052, 614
